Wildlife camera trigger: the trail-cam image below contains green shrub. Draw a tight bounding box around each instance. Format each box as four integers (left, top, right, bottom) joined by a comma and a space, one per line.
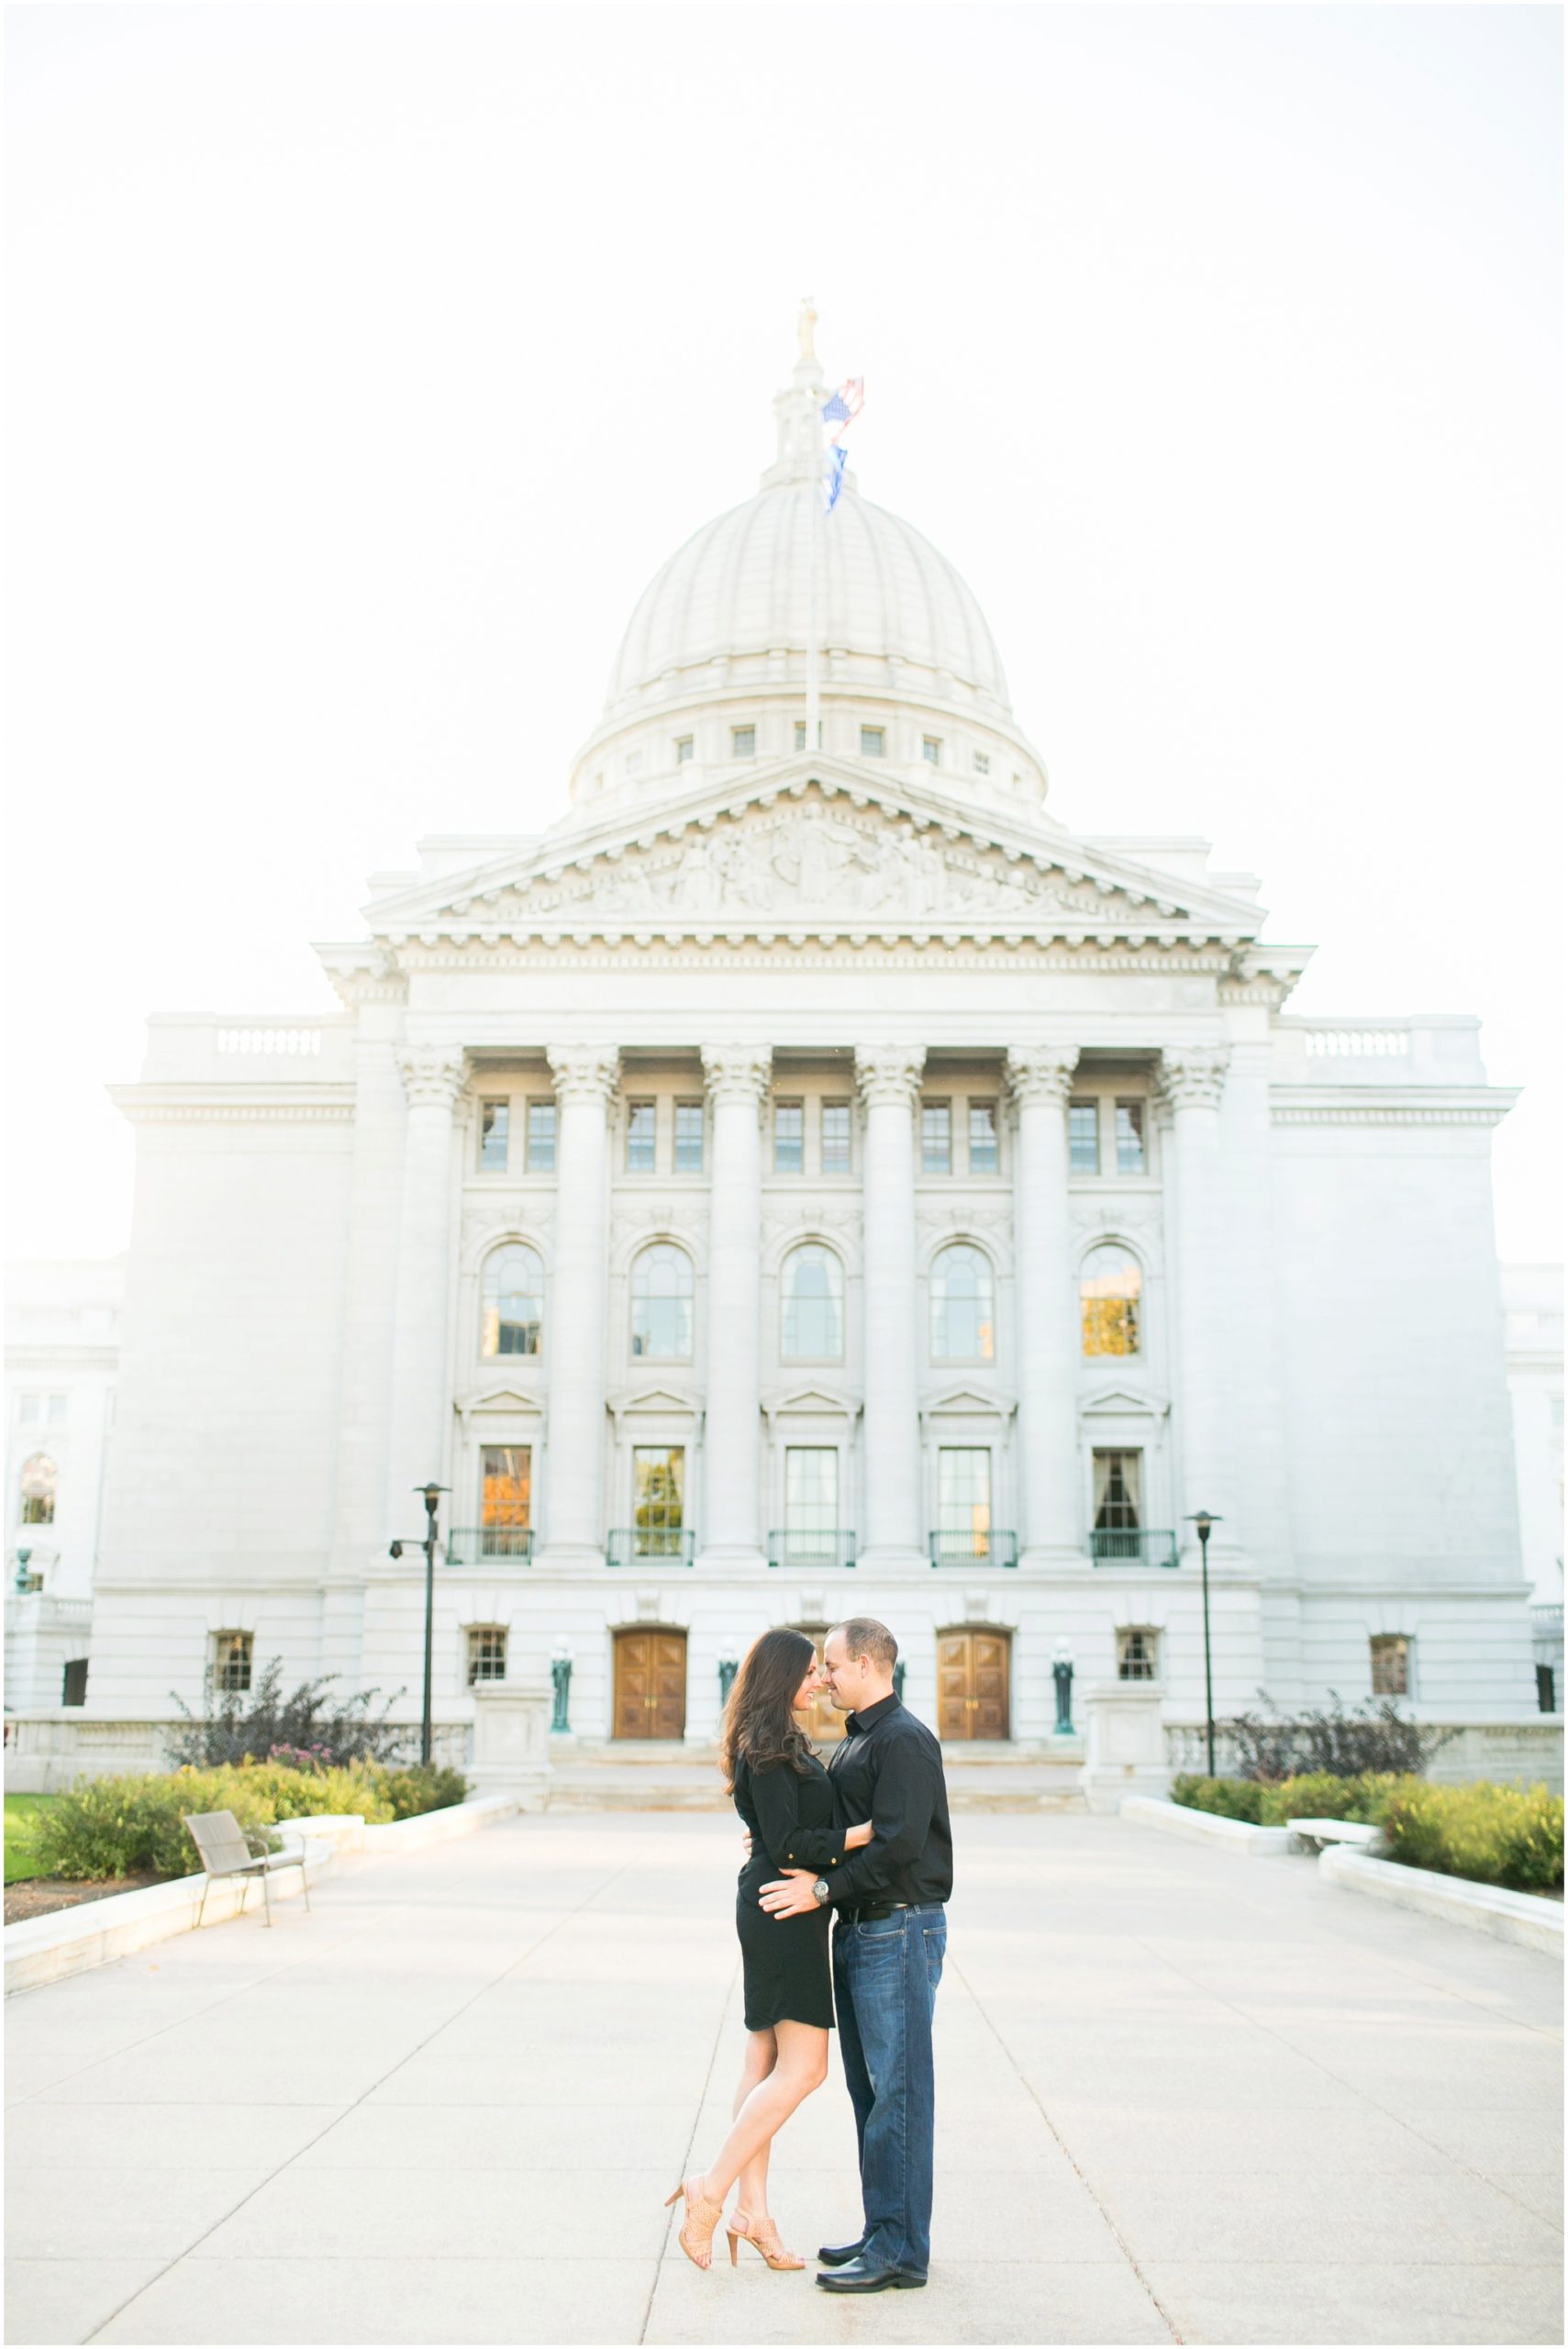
1380, 1779, 1564, 1895
1170, 1775, 1269, 1823
1262, 1772, 1407, 1827
31, 1758, 471, 1882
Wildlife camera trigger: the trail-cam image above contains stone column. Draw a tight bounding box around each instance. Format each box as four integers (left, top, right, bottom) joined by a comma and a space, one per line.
384, 1045, 467, 1531
539, 1044, 618, 1562
1006, 1047, 1083, 1564
699, 1045, 771, 1566
856, 1045, 925, 1566
1159, 1047, 1237, 1557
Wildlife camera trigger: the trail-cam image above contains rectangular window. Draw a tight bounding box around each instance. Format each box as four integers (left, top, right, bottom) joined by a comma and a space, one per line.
214, 1631, 253, 1694
1069, 1100, 1100, 1174
1117, 1628, 1159, 1682
973, 751, 990, 775
1116, 1099, 1147, 1174
820, 1099, 852, 1174
478, 1099, 510, 1172
47, 1394, 66, 1423
1370, 1634, 1410, 1697
673, 1100, 705, 1173
626, 1100, 657, 1173
1093, 1451, 1143, 1559
937, 1448, 993, 1562
967, 1100, 998, 1174
481, 1445, 531, 1555
773, 1100, 804, 1174
633, 1445, 684, 1555
17, 1394, 39, 1424
732, 725, 756, 757
784, 1448, 839, 1561
921, 1100, 952, 1174
467, 1627, 508, 1685
526, 1099, 556, 1173
922, 736, 941, 764
860, 726, 885, 756
61, 1657, 88, 1707
675, 736, 694, 763
794, 719, 823, 751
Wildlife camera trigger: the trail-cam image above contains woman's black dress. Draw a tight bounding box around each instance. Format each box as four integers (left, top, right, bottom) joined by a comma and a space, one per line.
732, 1752, 849, 2032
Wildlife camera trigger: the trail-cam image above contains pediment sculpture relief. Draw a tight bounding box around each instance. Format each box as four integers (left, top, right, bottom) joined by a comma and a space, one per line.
492, 807, 1133, 925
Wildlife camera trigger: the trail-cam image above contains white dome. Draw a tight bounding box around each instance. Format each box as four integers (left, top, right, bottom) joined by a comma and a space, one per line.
606, 482, 1011, 713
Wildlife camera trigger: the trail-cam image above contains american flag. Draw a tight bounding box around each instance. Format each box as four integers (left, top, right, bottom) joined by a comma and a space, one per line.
821, 379, 865, 441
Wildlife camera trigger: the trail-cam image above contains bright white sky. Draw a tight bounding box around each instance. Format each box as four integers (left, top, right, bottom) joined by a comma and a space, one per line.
5, 4, 1562, 1263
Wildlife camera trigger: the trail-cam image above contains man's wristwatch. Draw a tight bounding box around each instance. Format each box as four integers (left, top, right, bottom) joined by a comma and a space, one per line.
811, 1877, 831, 1906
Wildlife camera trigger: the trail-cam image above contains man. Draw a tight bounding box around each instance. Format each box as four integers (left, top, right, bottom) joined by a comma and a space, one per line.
758, 1616, 953, 2294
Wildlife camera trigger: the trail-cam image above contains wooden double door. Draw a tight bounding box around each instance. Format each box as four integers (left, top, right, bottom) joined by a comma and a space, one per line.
790, 1625, 847, 1746
937, 1631, 1010, 1742
613, 1630, 687, 1740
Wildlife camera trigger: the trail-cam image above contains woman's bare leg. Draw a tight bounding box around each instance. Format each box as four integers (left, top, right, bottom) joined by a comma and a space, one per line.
697, 2020, 829, 2207
732, 2028, 777, 2220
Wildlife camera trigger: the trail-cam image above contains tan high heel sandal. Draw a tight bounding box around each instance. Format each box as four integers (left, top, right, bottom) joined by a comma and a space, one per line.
664, 2176, 725, 2270
727, 2208, 806, 2271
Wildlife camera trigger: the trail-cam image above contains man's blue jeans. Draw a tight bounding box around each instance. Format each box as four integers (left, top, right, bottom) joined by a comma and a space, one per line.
832, 1903, 946, 2276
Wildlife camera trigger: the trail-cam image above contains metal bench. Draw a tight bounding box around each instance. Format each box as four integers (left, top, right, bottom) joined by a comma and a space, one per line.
183, 1809, 310, 1928
1286, 1816, 1385, 1856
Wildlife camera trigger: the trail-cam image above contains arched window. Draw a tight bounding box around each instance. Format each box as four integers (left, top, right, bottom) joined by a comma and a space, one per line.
631, 1242, 694, 1359
781, 1243, 843, 1359
931, 1243, 995, 1362
481, 1244, 544, 1357
1081, 1244, 1141, 1355
19, 1454, 57, 1525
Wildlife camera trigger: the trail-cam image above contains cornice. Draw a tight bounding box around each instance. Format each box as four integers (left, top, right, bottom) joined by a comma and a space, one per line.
109, 1085, 357, 1125
388, 940, 1240, 974
1271, 1085, 1519, 1129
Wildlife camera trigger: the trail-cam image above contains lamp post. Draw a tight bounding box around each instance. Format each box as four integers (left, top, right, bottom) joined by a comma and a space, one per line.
389, 1483, 449, 1765
550, 1640, 574, 1734
1051, 1638, 1075, 1736
1186, 1509, 1222, 1775
13, 1546, 32, 1596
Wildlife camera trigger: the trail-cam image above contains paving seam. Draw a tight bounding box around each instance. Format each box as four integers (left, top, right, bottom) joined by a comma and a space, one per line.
946, 1952, 1184, 2344
77, 1842, 634, 2347
1104, 1919, 1564, 2239
637, 1947, 743, 2343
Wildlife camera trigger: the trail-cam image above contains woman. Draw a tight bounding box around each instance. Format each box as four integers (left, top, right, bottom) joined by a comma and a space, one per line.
665, 1627, 873, 2272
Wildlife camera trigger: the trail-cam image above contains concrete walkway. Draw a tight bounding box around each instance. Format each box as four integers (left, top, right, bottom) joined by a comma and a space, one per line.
5, 1812, 1562, 2346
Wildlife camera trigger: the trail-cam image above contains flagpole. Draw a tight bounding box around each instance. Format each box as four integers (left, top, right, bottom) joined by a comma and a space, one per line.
806, 426, 821, 759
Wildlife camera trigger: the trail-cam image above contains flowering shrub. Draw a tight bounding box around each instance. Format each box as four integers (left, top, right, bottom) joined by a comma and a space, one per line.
28, 1760, 470, 1883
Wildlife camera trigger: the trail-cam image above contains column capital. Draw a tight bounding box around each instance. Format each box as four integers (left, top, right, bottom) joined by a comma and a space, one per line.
395, 1045, 467, 1110
700, 1044, 773, 1106
1005, 1046, 1079, 1108
546, 1043, 620, 1105
1157, 1046, 1231, 1112
855, 1043, 925, 1109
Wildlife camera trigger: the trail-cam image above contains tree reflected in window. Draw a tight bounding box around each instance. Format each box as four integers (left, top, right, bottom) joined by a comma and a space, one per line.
481, 1245, 544, 1357
1081, 1245, 1141, 1355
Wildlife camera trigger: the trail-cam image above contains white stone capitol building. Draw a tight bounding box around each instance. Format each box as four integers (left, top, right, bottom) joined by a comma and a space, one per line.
95, 323, 1534, 1758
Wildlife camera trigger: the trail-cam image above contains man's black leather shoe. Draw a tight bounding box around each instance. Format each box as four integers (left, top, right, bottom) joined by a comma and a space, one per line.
817, 2241, 868, 2267
817, 2259, 927, 2293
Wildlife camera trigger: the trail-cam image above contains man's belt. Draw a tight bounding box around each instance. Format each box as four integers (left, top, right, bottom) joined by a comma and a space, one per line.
838, 1900, 948, 1923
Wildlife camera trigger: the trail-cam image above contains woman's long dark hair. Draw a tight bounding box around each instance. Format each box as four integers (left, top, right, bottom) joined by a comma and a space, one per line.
719, 1628, 817, 1792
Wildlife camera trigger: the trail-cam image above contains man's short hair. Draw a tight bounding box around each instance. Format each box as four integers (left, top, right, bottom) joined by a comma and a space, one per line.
832, 1617, 898, 1672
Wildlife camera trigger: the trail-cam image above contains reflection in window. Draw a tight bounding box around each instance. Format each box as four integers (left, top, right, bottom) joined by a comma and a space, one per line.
19, 1453, 56, 1525
782, 1244, 843, 1359
1081, 1245, 1140, 1356
482, 1244, 544, 1357
1370, 1634, 1410, 1697
1069, 1101, 1100, 1174
481, 1445, 531, 1554
938, 1447, 992, 1558
1116, 1099, 1146, 1174
214, 1631, 253, 1693
820, 1100, 851, 1174
931, 1243, 995, 1361
633, 1444, 685, 1553
631, 1243, 694, 1359
479, 1100, 509, 1171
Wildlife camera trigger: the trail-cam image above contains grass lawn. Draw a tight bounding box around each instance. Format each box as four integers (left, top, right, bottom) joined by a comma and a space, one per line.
5, 1793, 59, 1883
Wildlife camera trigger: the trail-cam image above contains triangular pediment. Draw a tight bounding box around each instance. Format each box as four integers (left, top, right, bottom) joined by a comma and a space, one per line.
361, 763, 1267, 948
1082, 1386, 1170, 1419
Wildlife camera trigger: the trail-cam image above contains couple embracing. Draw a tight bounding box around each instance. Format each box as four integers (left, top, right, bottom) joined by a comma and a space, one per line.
665, 1617, 952, 2294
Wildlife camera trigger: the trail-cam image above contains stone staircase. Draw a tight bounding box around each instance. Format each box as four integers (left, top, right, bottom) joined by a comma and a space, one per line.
542, 1739, 1086, 1813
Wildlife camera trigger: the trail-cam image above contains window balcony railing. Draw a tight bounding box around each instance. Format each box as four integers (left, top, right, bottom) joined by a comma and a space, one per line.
766, 1529, 857, 1571
445, 1527, 535, 1564
607, 1528, 696, 1567
1090, 1528, 1179, 1568
929, 1529, 1018, 1569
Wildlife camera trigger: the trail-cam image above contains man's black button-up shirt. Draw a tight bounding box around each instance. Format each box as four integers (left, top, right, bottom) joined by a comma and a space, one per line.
824, 1693, 953, 1909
